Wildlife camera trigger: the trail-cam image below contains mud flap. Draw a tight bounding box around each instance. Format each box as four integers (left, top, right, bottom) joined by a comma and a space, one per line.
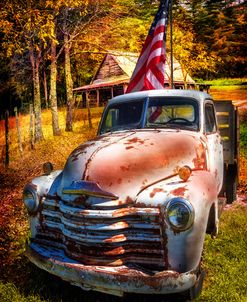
226, 163, 238, 204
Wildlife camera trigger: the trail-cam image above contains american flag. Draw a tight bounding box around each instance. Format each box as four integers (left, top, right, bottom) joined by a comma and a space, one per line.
126, 0, 171, 93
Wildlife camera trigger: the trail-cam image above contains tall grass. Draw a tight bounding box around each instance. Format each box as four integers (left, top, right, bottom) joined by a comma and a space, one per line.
200, 204, 247, 302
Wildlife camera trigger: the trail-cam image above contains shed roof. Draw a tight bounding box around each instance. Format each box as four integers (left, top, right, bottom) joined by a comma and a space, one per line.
73, 76, 129, 91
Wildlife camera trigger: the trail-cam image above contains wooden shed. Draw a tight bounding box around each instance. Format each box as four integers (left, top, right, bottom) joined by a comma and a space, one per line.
73, 51, 205, 108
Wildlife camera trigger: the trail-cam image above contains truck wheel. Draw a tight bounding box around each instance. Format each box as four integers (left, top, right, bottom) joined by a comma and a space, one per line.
182, 268, 206, 301
226, 164, 237, 204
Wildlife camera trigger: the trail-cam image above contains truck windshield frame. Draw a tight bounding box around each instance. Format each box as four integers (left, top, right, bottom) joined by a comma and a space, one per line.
99, 97, 199, 134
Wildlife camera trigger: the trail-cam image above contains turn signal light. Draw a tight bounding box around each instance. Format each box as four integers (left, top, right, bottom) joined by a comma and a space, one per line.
178, 166, 192, 182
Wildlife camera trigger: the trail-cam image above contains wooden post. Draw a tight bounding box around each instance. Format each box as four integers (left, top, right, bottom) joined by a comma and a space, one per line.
86, 92, 92, 129
5, 110, 9, 167
14, 107, 23, 155
96, 90, 100, 107
29, 104, 35, 149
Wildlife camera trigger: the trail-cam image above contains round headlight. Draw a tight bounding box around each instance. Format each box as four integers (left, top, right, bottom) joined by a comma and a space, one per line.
23, 185, 39, 213
166, 198, 194, 231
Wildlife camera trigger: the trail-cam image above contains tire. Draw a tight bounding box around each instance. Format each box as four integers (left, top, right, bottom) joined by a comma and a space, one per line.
206, 204, 219, 238
226, 164, 237, 204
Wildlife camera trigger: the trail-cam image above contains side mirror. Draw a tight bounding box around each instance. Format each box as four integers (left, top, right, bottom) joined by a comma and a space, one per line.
43, 162, 54, 175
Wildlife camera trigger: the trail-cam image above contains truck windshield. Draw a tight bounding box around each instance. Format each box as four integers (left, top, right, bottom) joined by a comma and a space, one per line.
99, 97, 199, 134
145, 97, 199, 131
100, 100, 145, 134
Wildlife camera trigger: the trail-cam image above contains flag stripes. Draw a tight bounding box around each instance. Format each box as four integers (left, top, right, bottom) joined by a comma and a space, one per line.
126, 0, 170, 93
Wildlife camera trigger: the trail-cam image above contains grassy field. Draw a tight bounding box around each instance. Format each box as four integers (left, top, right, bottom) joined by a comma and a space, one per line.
0, 105, 246, 302
198, 78, 247, 101
199, 78, 247, 87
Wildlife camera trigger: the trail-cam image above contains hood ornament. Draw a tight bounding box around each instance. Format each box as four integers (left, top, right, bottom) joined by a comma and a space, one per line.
63, 180, 119, 200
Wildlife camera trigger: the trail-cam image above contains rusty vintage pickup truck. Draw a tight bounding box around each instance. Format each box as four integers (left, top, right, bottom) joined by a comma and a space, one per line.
23, 90, 239, 299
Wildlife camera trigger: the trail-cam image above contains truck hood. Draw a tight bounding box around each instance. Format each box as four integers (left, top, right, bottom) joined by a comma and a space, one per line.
58, 130, 206, 200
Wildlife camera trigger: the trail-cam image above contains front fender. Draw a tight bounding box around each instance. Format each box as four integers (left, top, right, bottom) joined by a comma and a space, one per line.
24, 170, 62, 238
28, 170, 63, 197
136, 170, 218, 272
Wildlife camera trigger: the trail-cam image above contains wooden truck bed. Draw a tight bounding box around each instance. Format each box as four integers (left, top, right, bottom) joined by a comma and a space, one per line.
214, 100, 239, 165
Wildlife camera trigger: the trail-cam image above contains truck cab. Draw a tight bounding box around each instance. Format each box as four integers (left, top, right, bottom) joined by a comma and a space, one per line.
23, 90, 238, 300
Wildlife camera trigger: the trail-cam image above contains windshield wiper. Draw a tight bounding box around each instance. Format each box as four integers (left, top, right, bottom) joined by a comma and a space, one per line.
145, 123, 198, 131
145, 123, 169, 128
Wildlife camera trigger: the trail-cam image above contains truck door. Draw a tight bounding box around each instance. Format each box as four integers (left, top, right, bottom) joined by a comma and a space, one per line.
204, 102, 224, 193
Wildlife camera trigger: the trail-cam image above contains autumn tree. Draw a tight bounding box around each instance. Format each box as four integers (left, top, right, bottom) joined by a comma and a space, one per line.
180, 0, 247, 78
166, 24, 219, 85
45, 1, 102, 132
209, 1, 246, 77
0, 0, 55, 142
45, 0, 135, 131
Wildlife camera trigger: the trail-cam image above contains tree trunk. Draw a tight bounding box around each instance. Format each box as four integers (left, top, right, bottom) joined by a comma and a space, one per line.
4, 111, 9, 167
29, 104, 35, 150
14, 107, 23, 155
50, 39, 61, 136
30, 45, 44, 142
34, 64, 44, 142
64, 32, 74, 132
43, 70, 48, 109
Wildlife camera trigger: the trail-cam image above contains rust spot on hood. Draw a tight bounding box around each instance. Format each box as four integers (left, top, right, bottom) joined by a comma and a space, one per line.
124, 137, 146, 145
71, 142, 96, 162
170, 187, 187, 197
120, 165, 131, 172
150, 188, 165, 198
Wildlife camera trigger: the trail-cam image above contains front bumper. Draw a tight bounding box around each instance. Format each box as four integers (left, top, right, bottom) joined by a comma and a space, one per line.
26, 243, 198, 297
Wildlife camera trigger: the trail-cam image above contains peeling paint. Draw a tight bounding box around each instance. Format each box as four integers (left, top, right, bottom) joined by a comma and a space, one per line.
150, 188, 165, 198
170, 187, 187, 197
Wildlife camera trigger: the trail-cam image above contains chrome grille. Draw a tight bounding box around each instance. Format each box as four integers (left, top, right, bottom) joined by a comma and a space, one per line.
34, 196, 166, 270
